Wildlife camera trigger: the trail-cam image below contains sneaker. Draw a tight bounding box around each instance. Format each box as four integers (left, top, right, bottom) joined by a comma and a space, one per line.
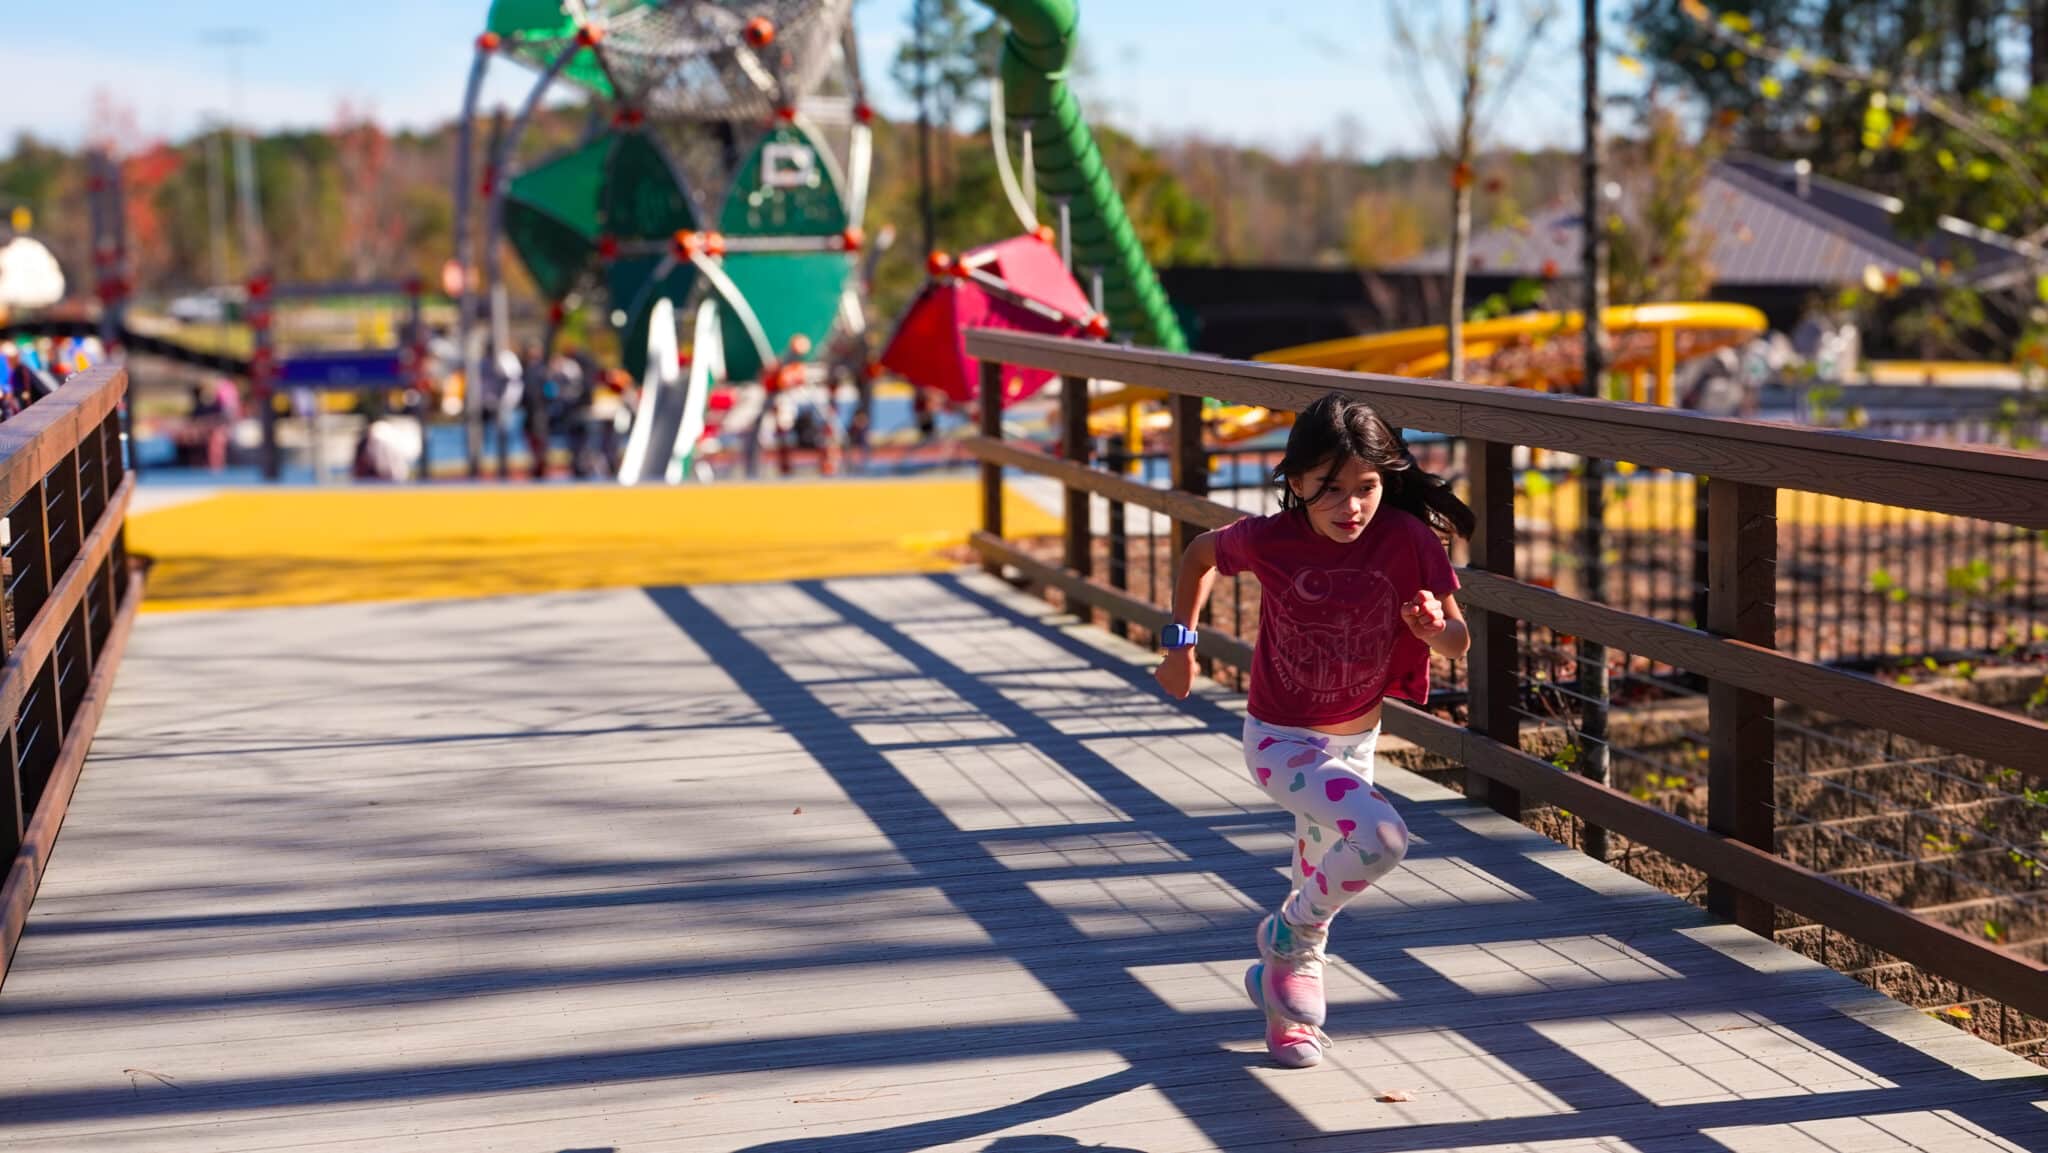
1254, 909, 1329, 1027
1245, 961, 1329, 1068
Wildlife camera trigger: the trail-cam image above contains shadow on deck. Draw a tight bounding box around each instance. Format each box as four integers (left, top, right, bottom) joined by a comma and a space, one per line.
0, 572, 2041, 1152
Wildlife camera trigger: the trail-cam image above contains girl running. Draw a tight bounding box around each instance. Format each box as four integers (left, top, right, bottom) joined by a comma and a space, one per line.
1155, 391, 1474, 1067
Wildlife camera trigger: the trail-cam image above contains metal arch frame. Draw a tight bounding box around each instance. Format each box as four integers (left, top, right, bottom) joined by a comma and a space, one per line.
476, 38, 585, 475
452, 34, 499, 478
451, 4, 874, 474
455, 17, 717, 477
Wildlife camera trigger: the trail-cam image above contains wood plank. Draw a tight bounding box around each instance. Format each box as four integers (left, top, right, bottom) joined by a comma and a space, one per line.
963, 435, 1242, 530
0, 565, 141, 985
3, 575, 2043, 1152
1454, 568, 2048, 780
965, 330, 2048, 527
972, 533, 1253, 667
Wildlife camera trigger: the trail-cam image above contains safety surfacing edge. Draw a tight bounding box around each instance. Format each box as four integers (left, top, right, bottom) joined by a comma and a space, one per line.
126, 479, 1062, 612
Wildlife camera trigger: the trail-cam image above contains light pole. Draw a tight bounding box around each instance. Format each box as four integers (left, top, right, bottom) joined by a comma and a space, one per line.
1577, 0, 1611, 863
202, 28, 268, 276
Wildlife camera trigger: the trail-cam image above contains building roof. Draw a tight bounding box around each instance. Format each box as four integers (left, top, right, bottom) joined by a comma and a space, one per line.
1405, 154, 2028, 288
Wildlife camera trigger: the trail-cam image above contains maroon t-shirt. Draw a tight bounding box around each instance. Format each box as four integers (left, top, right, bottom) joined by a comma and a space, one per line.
1214, 506, 1459, 728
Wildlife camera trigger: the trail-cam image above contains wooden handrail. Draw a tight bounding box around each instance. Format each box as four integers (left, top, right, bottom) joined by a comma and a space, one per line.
966, 330, 2048, 529
0, 365, 127, 515
1382, 701, 2048, 1021
960, 434, 2047, 778
0, 364, 142, 989
1456, 568, 2048, 780
966, 333, 2048, 1022
0, 473, 133, 732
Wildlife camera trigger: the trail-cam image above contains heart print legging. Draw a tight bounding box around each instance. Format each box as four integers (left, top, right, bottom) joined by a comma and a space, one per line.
1241, 715, 1410, 927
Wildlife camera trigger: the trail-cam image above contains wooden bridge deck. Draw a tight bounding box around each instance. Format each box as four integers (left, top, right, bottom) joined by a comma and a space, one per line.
0, 572, 2043, 1152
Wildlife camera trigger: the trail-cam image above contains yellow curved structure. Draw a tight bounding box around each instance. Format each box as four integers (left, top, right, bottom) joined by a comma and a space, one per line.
1259, 302, 1768, 403
1085, 302, 1770, 446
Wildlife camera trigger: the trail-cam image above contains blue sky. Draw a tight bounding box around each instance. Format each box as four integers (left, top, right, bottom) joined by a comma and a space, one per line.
3, 1, 1638, 158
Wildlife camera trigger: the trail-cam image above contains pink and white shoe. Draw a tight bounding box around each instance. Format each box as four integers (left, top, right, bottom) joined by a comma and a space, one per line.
1245, 961, 1329, 1068
1254, 910, 1329, 1027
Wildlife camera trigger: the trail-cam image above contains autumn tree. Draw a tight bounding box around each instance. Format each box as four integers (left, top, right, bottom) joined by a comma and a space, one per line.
1394, 0, 1560, 379
1649, 1, 2048, 369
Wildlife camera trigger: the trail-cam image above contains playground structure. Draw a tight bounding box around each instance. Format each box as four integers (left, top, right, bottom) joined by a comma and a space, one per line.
453, 0, 873, 484
880, 229, 1103, 407
443, 4, 1797, 488
451, 0, 1201, 484
1062, 303, 1773, 458
2, 7, 2048, 1140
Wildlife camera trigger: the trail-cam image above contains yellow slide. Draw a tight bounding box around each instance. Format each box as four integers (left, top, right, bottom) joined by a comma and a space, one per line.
1086, 302, 1769, 446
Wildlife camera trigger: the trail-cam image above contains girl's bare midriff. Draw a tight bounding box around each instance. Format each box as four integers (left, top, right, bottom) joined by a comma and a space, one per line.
1309, 700, 1383, 736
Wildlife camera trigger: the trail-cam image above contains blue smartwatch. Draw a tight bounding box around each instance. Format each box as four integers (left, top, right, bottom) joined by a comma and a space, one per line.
1160, 623, 1199, 650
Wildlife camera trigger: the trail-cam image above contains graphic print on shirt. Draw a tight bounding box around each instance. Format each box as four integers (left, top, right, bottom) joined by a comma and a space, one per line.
1261, 566, 1401, 704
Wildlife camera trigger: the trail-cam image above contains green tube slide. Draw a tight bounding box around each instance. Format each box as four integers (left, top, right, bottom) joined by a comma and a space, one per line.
978, 0, 1188, 352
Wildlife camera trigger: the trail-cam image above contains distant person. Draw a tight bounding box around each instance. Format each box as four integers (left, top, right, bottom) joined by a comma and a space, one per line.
846, 405, 871, 474
486, 345, 522, 480
585, 367, 630, 475
352, 415, 416, 481
520, 342, 552, 479
913, 385, 938, 444
756, 334, 813, 478
0, 344, 20, 418
554, 350, 592, 478
207, 376, 240, 471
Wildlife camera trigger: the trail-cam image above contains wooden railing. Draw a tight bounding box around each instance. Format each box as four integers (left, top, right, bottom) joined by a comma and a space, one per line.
0, 364, 143, 982
965, 328, 2048, 1022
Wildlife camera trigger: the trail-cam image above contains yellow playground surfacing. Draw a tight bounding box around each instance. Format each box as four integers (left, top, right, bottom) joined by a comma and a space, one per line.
127, 479, 1061, 613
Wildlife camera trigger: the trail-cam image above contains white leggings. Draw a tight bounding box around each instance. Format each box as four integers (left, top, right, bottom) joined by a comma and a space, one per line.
1241, 715, 1411, 926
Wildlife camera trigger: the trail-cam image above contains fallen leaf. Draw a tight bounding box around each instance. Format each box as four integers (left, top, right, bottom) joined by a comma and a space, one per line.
1377, 1089, 1413, 1103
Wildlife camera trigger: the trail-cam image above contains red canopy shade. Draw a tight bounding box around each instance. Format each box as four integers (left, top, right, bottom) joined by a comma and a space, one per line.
879, 233, 1096, 404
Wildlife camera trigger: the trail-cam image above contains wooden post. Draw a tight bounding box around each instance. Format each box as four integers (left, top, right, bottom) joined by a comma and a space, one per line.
1466, 438, 1521, 818
1692, 476, 1711, 631
1060, 374, 1092, 579
1167, 393, 1208, 558
1168, 392, 1209, 668
1707, 477, 1777, 935
979, 360, 1004, 573
1105, 439, 1130, 640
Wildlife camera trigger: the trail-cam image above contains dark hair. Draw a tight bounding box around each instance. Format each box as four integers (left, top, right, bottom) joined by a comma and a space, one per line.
1274, 392, 1475, 539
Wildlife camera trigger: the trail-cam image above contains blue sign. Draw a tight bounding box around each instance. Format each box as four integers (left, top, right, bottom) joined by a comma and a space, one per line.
277, 349, 405, 389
